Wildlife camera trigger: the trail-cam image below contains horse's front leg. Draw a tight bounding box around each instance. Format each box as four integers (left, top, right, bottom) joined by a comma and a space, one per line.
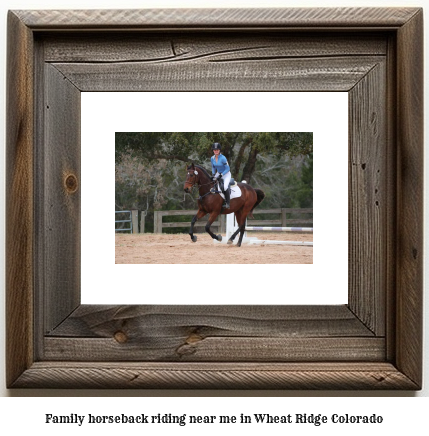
205, 212, 222, 242
189, 209, 206, 242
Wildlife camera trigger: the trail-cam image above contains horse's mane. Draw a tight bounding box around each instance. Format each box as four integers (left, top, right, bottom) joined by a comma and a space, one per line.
194, 164, 212, 180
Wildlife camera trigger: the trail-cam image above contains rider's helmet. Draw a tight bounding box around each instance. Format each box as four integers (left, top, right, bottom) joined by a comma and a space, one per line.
212, 142, 222, 151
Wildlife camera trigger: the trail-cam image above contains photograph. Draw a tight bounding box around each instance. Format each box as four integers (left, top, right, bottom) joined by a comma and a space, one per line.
115, 132, 314, 264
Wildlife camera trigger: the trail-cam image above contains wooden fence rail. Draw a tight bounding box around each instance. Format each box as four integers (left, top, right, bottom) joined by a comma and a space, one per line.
154, 210, 226, 234
153, 208, 312, 234
248, 208, 313, 227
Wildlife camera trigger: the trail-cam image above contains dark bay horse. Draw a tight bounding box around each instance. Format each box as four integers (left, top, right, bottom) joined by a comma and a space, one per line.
184, 163, 265, 247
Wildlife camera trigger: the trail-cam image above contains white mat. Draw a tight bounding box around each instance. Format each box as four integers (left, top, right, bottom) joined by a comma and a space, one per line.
218, 184, 242, 200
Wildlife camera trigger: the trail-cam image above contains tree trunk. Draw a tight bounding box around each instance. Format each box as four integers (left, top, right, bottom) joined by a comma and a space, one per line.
234, 137, 252, 177
241, 146, 259, 183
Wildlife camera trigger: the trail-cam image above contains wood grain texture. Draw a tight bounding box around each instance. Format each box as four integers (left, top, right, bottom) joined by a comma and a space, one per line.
384, 33, 398, 365
6, 7, 423, 390
395, 9, 424, 388
44, 305, 380, 362
348, 61, 386, 335
11, 362, 418, 390
49, 305, 373, 338
43, 64, 81, 333
52, 56, 383, 92
14, 8, 420, 29
44, 337, 385, 362
5, 11, 35, 388
42, 34, 387, 63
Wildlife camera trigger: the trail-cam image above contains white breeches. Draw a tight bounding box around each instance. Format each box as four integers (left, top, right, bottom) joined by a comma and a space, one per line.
216, 171, 231, 191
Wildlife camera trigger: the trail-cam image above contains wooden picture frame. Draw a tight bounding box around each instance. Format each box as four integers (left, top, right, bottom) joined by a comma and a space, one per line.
6, 8, 423, 389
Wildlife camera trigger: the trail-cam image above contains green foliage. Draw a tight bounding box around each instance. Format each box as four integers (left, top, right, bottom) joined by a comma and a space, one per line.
115, 132, 313, 232
295, 153, 313, 208
116, 132, 312, 180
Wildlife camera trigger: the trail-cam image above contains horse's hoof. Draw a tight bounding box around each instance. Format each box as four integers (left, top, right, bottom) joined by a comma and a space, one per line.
191, 235, 197, 243
227, 240, 233, 245
237, 242, 242, 247
217, 234, 222, 242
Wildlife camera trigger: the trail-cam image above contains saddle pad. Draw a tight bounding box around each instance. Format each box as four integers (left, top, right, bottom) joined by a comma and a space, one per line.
219, 184, 242, 200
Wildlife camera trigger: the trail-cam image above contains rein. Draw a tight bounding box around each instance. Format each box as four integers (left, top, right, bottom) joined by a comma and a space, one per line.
198, 190, 213, 201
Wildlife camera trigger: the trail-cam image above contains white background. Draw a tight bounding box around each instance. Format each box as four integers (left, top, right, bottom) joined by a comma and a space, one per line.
0, 0, 427, 427
81, 92, 348, 305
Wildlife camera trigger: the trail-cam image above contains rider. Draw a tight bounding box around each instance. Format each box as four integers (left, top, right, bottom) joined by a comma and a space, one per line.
211, 142, 231, 208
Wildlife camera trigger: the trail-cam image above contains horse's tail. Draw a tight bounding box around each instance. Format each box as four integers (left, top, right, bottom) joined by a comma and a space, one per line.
249, 188, 265, 219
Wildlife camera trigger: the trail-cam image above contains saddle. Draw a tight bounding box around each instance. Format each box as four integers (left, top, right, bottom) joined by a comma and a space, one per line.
212, 179, 236, 195
210, 180, 241, 211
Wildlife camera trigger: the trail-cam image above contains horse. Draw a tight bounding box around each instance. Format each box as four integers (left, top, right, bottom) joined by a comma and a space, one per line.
183, 163, 265, 247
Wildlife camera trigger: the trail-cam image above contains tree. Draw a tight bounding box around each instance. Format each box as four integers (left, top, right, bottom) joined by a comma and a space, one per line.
115, 153, 168, 211
252, 153, 312, 209
115, 132, 313, 232
115, 132, 312, 184
296, 153, 313, 208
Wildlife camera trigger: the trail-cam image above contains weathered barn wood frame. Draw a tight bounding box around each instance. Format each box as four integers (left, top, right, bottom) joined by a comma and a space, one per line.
6, 8, 423, 389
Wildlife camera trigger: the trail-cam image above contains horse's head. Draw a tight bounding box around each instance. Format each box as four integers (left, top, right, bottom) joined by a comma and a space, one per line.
184, 163, 200, 193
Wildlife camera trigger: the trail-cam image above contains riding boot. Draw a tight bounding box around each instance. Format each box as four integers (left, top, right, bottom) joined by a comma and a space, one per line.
224, 189, 231, 209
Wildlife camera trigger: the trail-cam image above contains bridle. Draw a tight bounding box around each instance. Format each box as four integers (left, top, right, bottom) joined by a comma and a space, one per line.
185, 168, 215, 191
184, 166, 224, 202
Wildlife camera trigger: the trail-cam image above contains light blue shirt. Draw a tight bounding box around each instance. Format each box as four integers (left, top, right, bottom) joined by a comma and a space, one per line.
211, 154, 230, 175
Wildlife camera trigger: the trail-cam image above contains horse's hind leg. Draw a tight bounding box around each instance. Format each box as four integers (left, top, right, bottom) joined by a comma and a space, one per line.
227, 226, 241, 245
227, 214, 242, 245
231, 208, 248, 247
189, 209, 206, 242
227, 208, 243, 245
236, 222, 247, 247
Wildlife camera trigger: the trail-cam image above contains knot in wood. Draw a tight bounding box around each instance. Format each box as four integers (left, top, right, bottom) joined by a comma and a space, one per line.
114, 331, 128, 343
186, 333, 203, 344
64, 174, 78, 193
